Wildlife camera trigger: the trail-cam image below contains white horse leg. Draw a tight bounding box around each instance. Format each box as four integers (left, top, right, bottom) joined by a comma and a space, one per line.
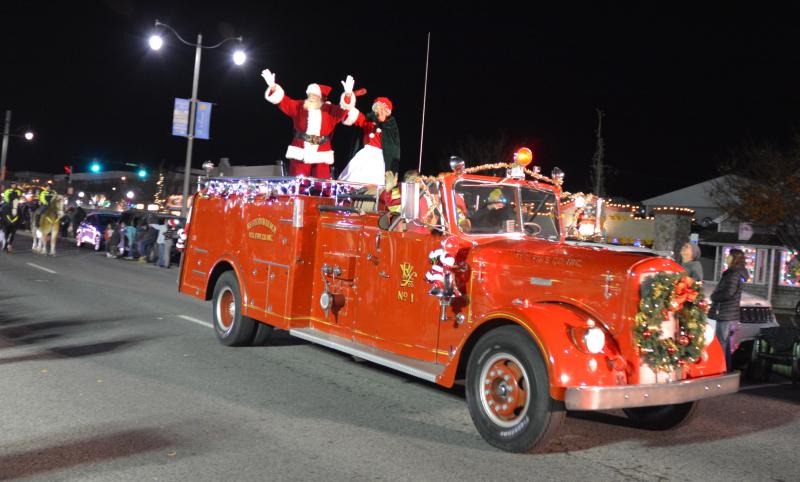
34, 229, 42, 253
49, 229, 57, 256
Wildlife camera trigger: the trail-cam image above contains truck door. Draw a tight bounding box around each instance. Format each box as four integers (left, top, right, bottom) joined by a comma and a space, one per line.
354, 226, 442, 362
313, 215, 364, 338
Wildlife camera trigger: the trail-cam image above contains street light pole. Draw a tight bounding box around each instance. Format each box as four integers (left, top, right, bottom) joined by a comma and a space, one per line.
1, 110, 10, 184
149, 21, 245, 217
181, 34, 203, 218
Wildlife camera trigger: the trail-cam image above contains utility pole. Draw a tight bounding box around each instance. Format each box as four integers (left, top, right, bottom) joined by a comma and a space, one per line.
1, 110, 11, 185
591, 108, 606, 197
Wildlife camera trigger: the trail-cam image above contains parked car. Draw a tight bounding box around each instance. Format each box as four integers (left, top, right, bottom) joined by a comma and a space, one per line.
76, 212, 120, 251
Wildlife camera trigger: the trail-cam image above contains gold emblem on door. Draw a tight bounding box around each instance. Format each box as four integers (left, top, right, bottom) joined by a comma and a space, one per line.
399, 262, 417, 288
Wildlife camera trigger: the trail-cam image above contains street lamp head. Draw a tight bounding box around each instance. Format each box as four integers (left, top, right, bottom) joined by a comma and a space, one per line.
24, 131, 34, 141
149, 34, 163, 51
233, 49, 246, 66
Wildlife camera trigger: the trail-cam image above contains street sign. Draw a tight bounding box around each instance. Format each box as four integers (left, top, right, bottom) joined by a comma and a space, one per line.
194, 101, 212, 140
172, 98, 190, 137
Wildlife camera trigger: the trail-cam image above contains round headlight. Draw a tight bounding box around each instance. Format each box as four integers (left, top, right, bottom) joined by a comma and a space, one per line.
583, 327, 606, 354
703, 319, 716, 347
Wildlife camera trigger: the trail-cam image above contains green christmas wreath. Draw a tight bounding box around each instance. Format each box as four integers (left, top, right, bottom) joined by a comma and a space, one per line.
634, 272, 709, 371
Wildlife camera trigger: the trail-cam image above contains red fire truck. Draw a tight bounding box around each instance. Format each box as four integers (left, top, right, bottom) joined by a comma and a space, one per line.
179, 153, 738, 452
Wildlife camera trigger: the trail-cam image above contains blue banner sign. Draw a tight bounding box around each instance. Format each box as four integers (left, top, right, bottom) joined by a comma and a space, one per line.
172, 98, 190, 137
194, 101, 212, 140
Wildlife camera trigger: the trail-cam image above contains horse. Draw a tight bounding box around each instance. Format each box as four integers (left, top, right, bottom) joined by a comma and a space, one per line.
31, 194, 66, 256
0, 194, 22, 253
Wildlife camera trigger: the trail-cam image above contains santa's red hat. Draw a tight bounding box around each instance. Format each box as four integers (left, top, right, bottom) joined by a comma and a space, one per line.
306, 83, 332, 99
372, 97, 393, 113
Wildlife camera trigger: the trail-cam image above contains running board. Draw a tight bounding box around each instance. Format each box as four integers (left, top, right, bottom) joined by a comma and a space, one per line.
289, 327, 444, 383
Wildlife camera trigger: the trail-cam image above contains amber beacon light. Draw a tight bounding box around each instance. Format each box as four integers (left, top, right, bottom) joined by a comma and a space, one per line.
513, 147, 534, 166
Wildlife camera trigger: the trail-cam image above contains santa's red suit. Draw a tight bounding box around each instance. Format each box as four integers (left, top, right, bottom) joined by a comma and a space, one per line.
265, 83, 358, 178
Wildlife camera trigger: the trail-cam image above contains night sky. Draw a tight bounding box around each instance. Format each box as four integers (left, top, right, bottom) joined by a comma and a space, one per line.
2, 2, 799, 200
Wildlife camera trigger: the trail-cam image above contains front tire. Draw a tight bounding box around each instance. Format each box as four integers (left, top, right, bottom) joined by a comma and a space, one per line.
212, 271, 256, 346
465, 325, 565, 453
623, 401, 699, 430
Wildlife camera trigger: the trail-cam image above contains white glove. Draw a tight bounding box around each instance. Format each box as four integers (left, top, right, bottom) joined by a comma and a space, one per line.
261, 69, 276, 87
341, 74, 354, 94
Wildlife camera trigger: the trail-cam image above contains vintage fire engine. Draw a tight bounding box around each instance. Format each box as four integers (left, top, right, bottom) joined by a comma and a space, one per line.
178, 151, 739, 453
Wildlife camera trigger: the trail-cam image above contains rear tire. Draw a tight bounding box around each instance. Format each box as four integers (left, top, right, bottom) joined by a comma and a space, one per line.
465, 325, 565, 453
251, 323, 274, 346
624, 401, 699, 430
212, 271, 255, 346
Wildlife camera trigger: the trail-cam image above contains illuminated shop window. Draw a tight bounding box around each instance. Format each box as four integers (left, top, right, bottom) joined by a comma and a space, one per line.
721, 246, 768, 285
779, 250, 800, 288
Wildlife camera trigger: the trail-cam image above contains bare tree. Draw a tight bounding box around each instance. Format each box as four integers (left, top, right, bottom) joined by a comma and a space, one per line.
590, 109, 606, 197
443, 131, 512, 168
710, 136, 800, 250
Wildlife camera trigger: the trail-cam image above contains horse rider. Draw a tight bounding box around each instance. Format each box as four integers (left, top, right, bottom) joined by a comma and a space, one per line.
1, 188, 21, 252
2, 182, 23, 207
33, 185, 54, 227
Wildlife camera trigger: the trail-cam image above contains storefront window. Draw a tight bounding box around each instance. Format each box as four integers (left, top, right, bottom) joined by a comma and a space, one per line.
779, 250, 800, 287
721, 246, 767, 285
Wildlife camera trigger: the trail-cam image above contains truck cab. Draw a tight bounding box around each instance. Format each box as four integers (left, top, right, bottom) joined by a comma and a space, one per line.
179, 156, 738, 453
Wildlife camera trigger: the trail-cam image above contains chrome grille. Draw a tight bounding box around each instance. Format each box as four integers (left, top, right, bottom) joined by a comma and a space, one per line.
739, 306, 773, 324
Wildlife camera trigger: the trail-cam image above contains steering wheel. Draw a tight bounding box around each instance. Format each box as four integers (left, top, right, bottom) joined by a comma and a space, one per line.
523, 222, 541, 236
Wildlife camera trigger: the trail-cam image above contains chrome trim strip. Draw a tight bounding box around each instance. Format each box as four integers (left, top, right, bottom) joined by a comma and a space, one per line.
320, 222, 361, 231
279, 218, 293, 224
191, 270, 207, 277
253, 258, 290, 269
193, 247, 208, 254
564, 372, 740, 410
289, 328, 443, 383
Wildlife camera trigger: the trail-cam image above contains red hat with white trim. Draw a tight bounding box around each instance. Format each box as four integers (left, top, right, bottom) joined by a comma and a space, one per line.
306, 83, 332, 100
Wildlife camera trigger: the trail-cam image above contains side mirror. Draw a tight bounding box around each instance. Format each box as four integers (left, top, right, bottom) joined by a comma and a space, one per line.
400, 182, 419, 220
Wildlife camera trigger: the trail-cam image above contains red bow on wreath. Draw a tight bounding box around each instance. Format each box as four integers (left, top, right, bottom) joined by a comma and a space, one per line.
669, 276, 698, 312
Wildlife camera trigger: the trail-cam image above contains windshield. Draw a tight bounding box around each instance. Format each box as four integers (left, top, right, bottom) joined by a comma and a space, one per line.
453, 181, 560, 240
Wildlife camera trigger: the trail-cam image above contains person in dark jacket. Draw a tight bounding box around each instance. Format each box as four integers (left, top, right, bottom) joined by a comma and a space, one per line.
709, 248, 749, 371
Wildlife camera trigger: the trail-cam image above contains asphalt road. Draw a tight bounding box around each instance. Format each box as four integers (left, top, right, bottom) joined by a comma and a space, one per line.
0, 234, 798, 481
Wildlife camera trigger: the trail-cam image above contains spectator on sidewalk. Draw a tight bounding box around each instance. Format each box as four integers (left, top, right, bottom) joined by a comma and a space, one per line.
159, 219, 179, 268
138, 217, 159, 263
679, 242, 704, 281
709, 248, 749, 372
124, 221, 137, 259
106, 222, 121, 258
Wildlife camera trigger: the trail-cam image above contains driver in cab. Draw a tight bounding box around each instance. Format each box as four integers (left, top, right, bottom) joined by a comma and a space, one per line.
465, 188, 516, 233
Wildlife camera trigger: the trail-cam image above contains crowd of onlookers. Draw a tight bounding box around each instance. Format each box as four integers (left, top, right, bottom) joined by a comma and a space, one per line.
101, 213, 183, 268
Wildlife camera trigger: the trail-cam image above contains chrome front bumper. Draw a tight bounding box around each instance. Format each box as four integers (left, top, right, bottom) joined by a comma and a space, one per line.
564, 372, 740, 410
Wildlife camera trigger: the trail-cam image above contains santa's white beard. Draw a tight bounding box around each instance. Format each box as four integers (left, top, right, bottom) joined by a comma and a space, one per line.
303, 98, 322, 111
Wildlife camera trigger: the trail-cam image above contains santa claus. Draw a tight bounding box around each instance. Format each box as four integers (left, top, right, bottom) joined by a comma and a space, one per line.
262, 68, 358, 178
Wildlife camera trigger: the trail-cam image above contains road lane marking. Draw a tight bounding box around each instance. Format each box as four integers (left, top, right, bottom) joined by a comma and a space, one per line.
26, 263, 57, 274
177, 315, 213, 329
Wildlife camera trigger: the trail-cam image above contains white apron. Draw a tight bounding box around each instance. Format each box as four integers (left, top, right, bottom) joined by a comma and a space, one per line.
339, 145, 385, 185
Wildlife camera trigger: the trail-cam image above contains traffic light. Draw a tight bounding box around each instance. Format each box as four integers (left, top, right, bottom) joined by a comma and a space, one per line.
90, 161, 102, 173
137, 166, 147, 179
64, 165, 72, 183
